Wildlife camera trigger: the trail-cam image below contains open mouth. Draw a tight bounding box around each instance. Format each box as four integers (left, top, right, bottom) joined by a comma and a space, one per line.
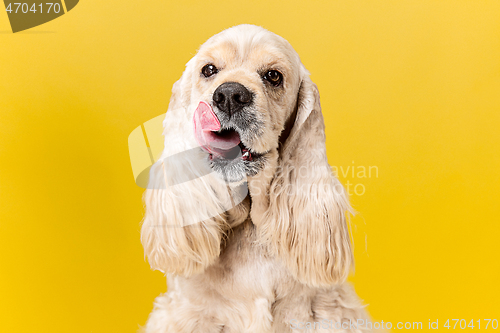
193, 100, 265, 176
207, 129, 260, 162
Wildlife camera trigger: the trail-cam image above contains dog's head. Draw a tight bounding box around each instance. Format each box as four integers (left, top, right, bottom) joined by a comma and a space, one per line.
172, 24, 305, 182
143, 25, 353, 286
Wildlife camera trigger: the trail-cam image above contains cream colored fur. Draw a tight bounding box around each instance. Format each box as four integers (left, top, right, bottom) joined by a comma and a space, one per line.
141, 24, 372, 332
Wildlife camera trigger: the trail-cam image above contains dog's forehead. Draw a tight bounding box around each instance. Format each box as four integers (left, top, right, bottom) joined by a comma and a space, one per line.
195, 26, 296, 70
200, 42, 284, 67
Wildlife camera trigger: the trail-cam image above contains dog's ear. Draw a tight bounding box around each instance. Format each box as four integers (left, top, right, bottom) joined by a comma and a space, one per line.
259, 67, 353, 287
140, 68, 240, 276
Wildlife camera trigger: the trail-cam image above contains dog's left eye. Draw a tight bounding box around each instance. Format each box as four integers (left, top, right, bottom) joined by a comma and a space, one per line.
263, 70, 283, 86
201, 64, 218, 78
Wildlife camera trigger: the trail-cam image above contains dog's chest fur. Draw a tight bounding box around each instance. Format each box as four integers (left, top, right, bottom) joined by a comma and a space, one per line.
148, 220, 368, 333
167, 220, 288, 331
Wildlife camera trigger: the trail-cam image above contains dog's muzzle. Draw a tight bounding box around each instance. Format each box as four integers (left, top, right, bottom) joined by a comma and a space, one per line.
193, 101, 253, 161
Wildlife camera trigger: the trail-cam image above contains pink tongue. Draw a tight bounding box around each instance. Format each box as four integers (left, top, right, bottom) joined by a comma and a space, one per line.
193, 101, 241, 152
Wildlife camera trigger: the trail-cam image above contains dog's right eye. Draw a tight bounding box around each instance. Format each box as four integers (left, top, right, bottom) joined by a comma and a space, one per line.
263, 70, 283, 87
201, 64, 218, 78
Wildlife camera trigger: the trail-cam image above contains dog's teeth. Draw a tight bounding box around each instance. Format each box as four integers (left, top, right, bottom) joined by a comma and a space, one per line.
242, 151, 252, 161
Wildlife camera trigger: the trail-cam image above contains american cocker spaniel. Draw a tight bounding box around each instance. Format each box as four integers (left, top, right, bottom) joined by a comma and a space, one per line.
141, 24, 371, 333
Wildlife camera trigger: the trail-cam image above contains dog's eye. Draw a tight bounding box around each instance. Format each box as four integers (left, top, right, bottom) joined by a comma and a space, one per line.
263, 70, 283, 86
201, 64, 218, 78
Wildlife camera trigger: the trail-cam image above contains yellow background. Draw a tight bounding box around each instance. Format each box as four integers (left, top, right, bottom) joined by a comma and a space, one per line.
1, 1, 499, 332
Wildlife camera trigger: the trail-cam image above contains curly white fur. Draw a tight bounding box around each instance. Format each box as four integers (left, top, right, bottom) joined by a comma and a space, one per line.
140, 24, 372, 332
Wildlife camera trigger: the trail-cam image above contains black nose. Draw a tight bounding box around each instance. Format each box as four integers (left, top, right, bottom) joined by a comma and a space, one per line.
213, 82, 253, 116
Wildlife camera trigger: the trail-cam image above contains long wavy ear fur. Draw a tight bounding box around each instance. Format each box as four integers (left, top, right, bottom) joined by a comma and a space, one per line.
140, 72, 240, 276
258, 68, 353, 287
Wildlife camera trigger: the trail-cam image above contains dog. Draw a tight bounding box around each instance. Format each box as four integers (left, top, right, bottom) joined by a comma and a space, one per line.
140, 24, 371, 332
